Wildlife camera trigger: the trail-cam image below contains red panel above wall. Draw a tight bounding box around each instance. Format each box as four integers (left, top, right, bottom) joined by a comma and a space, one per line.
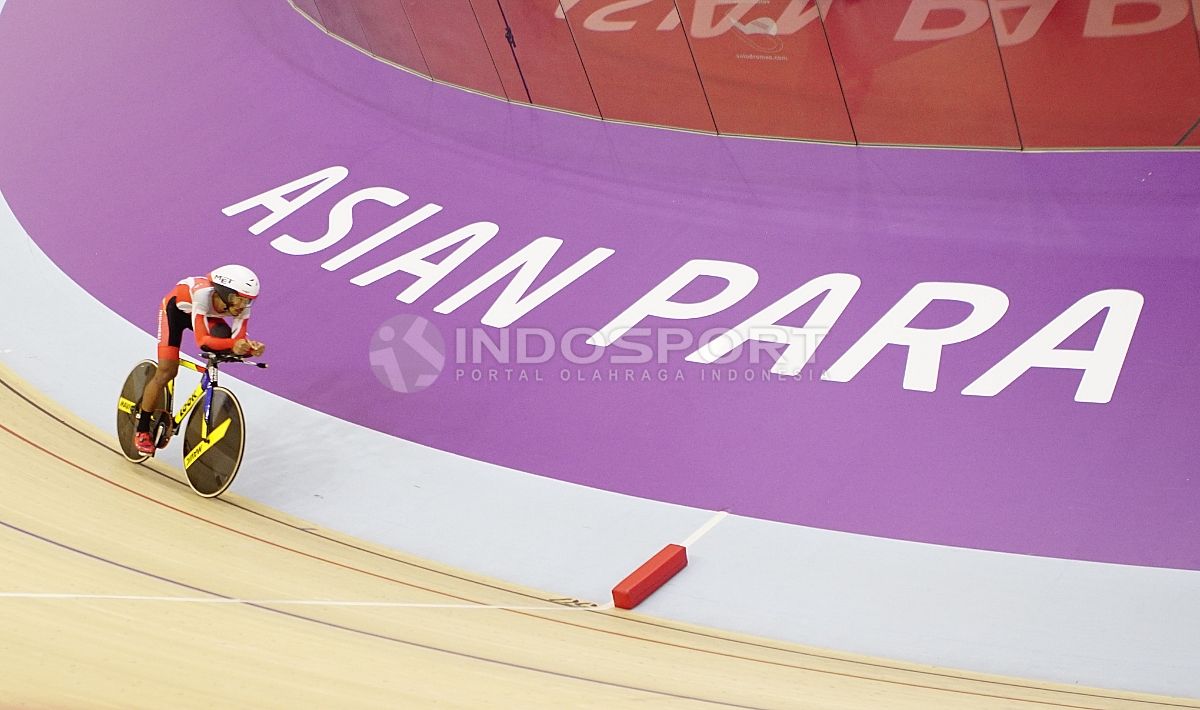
300, 0, 1200, 148
352, 0, 429, 75
821, 0, 1020, 148
466, 0, 531, 103
559, 0, 717, 132
313, 0, 371, 49
489, 0, 600, 116
994, 0, 1200, 147
400, 0, 506, 98
1182, 121, 1200, 145
293, 0, 324, 23
675, 0, 853, 141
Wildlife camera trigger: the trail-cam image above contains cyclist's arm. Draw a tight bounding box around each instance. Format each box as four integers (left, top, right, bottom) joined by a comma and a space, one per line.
192, 313, 237, 352
231, 314, 249, 341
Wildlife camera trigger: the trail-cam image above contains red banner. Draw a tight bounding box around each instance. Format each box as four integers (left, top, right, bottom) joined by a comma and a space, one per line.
821, 0, 1019, 147
465, 0, 528, 103
490, 0, 600, 115
294, 0, 323, 24
558, 0, 717, 131
676, 0, 854, 140
399, 0, 506, 98
995, 0, 1200, 147
314, 0, 371, 50
304, 0, 1200, 148
352, 0, 428, 75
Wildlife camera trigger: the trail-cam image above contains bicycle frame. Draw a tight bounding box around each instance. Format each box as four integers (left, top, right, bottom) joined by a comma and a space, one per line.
169, 358, 219, 432
117, 352, 264, 485
173, 357, 244, 469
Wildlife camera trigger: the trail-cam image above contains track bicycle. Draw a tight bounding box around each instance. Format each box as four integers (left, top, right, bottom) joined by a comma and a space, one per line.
116, 352, 267, 497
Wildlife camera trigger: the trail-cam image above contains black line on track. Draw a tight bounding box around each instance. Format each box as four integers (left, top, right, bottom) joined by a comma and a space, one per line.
1, 375, 1194, 709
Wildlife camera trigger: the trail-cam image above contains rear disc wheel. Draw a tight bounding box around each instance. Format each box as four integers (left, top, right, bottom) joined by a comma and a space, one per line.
116, 360, 169, 463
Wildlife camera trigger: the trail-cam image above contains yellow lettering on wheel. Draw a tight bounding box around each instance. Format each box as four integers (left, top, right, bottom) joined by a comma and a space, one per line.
118, 397, 137, 414
184, 418, 232, 468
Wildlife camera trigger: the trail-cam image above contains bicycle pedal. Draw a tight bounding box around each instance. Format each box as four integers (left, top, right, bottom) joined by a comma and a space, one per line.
153, 422, 172, 449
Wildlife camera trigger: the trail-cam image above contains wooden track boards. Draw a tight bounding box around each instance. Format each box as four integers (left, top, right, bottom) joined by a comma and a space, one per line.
0, 364, 1193, 709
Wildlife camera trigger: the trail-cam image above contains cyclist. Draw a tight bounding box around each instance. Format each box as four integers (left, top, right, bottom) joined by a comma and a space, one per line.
133, 264, 266, 454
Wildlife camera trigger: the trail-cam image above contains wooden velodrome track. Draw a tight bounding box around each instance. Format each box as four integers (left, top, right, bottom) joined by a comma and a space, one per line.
0, 364, 1193, 709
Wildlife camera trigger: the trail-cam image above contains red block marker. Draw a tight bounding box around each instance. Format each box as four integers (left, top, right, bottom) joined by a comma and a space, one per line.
612, 543, 688, 610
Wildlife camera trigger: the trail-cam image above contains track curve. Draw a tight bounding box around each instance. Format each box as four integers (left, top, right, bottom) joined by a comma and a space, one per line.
1, 365, 1194, 709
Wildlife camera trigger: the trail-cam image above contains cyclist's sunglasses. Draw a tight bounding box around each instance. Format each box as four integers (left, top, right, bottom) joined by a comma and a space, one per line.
225, 292, 255, 309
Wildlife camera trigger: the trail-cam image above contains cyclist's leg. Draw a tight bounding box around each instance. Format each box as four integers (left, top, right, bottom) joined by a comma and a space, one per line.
139, 358, 179, 414
137, 296, 188, 433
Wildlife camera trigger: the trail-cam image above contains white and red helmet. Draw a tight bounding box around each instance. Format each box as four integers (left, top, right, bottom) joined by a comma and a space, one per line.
209, 264, 260, 303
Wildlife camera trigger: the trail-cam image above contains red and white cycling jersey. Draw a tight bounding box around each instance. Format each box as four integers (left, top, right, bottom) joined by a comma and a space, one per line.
159, 275, 252, 355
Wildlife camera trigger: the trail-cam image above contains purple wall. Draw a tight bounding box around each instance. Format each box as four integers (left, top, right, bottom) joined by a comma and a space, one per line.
0, 0, 1197, 570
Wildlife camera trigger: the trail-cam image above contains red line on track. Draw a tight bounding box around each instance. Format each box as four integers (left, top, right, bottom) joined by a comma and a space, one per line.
0, 418, 1188, 710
